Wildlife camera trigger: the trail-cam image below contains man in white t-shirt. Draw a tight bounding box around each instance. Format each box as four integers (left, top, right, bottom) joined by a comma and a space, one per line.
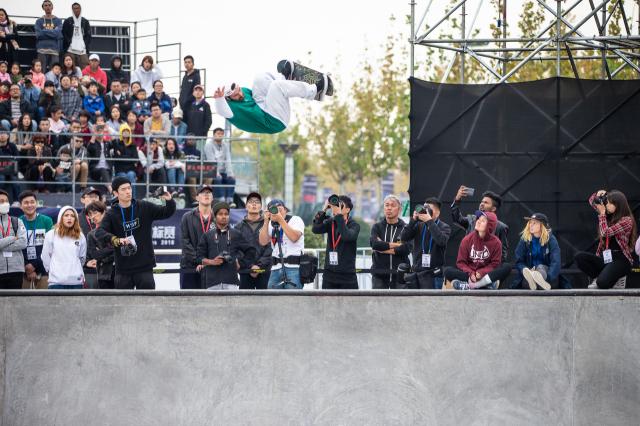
258, 199, 305, 289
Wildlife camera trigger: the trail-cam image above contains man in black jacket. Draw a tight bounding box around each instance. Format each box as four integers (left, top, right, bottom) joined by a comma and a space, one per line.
196, 202, 255, 289
0, 85, 32, 131
99, 176, 176, 289
61, 3, 91, 68
401, 197, 452, 289
451, 186, 509, 262
179, 55, 201, 116
370, 195, 412, 289
78, 186, 101, 288
104, 79, 130, 119
312, 195, 360, 290
184, 85, 212, 138
235, 192, 272, 289
180, 185, 214, 289
86, 129, 112, 190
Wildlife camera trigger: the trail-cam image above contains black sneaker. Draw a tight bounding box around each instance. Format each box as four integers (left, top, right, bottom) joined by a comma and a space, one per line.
277, 60, 294, 80
315, 74, 328, 101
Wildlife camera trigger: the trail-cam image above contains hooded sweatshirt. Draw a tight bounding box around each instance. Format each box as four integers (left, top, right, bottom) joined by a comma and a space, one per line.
107, 55, 130, 87
131, 65, 163, 93
41, 206, 87, 286
455, 211, 502, 278
112, 124, 139, 174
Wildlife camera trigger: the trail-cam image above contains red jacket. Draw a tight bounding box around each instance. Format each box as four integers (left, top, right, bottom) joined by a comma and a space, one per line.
456, 211, 502, 278
81, 66, 108, 89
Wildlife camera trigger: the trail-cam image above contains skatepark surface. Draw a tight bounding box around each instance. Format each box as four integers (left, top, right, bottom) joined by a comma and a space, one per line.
1, 290, 639, 425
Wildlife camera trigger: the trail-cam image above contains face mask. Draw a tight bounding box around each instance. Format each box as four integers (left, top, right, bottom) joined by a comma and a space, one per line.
0, 203, 9, 215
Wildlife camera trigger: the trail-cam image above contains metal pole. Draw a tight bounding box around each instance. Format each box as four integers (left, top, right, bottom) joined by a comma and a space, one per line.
557, 0, 562, 77
133, 22, 137, 70
256, 138, 261, 192
503, 0, 508, 76
279, 143, 299, 210
71, 134, 76, 206
155, 18, 159, 63
461, 0, 466, 83
410, 0, 416, 77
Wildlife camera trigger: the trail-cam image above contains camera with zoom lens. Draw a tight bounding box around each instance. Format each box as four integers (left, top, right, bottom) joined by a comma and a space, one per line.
219, 251, 233, 263
397, 263, 417, 288
415, 204, 433, 216
593, 194, 608, 206
328, 194, 340, 207
121, 242, 137, 257
268, 205, 279, 215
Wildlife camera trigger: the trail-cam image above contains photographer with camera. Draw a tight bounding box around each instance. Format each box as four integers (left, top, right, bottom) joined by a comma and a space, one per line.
99, 176, 176, 289
258, 199, 305, 289
196, 202, 255, 290
370, 195, 411, 289
235, 192, 272, 289
574, 190, 637, 289
400, 197, 451, 289
312, 195, 360, 290
452, 185, 509, 262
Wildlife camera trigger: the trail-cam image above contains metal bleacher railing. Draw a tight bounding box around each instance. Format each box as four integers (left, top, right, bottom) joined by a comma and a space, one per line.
1, 130, 260, 206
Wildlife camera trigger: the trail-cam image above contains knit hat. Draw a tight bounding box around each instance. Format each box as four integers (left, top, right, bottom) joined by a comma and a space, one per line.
111, 175, 131, 192
57, 205, 78, 223
213, 201, 230, 216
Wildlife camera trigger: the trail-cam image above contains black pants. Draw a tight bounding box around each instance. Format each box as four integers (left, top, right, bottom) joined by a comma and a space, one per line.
372, 275, 407, 290
444, 263, 512, 287
98, 279, 115, 289
574, 251, 631, 289
239, 272, 270, 289
0, 272, 23, 289
180, 271, 202, 289
114, 271, 155, 289
322, 271, 358, 289
90, 168, 112, 193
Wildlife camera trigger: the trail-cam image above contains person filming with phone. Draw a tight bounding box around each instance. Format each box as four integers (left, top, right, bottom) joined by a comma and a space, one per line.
452, 185, 510, 263
98, 176, 176, 289
312, 195, 360, 290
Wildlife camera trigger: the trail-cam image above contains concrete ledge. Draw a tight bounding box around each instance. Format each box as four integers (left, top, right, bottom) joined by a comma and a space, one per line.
2, 294, 640, 425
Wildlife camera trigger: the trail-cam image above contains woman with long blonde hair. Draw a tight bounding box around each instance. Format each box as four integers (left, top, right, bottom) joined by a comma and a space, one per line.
512, 213, 561, 290
41, 206, 87, 289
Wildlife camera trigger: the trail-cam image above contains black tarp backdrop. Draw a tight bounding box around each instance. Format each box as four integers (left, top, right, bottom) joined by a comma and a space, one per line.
409, 77, 640, 287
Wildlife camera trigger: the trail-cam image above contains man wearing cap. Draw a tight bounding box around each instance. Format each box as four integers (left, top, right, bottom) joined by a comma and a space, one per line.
81, 54, 107, 88
180, 185, 215, 289
196, 201, 255, 290
184, 84, 212, 139
370, 195, 412, 289
313, 195, 361, 289
19, 191, 54, 289
235, 192, 272, 289
259, 199, 305, 289
99, 176, 176, 289
400, 197, 451, 289
62, 3, 92, 69
512, 213, 561, 290
170, 108, 188, 148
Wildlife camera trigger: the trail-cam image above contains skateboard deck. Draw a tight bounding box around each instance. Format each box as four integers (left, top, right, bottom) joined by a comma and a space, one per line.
290, 61, 334, 97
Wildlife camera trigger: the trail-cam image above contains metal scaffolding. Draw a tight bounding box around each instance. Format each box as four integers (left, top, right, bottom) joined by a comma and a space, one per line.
409, 0, 640, 82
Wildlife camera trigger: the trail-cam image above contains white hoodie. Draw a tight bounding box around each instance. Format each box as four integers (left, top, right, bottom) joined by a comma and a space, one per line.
131, 65, 163, 93
41, 206, 87, 286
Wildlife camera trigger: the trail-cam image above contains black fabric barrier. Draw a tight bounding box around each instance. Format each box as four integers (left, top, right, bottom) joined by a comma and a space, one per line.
409, 77, 640, 287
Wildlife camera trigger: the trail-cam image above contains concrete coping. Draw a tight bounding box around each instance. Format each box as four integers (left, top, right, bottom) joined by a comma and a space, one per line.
0, 290, 639, 297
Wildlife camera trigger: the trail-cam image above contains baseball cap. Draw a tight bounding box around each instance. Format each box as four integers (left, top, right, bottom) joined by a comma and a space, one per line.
89, 53, 100, 61
197, 185, 213, 194
267, 198, 288, 211
246, 192, 262, 203
82, 186, 101, 197
524, 213, 550, 228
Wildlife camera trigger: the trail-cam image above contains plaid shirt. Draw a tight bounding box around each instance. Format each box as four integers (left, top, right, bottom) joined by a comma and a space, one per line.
589, 193, 636, 263
59, 88, 82, 120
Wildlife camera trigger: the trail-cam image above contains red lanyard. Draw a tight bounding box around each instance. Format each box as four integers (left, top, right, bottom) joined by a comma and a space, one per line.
1, 216, 10, 238
605, 233, 609, 250
331, 217, 348, 250
199, 213, 211, 234
85, 214, 94, 231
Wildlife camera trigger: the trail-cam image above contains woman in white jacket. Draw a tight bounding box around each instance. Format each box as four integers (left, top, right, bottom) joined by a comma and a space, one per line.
131, 55, 163, 93
42, 206, 87, 289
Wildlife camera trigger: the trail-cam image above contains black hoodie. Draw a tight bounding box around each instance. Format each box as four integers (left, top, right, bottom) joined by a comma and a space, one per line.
370, 218, 412, 281
107, 55, 130, 86
196, 226, 255, 288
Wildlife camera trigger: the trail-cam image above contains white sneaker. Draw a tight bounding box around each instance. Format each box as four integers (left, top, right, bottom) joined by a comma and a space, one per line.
612, 276, 627, 289
522, 268, 536, 290
587, 280, 599, 289
531, 270, 551, 290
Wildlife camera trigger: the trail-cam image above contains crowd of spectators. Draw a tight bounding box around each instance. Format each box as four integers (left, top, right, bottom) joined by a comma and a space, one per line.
0, 3, 236, 206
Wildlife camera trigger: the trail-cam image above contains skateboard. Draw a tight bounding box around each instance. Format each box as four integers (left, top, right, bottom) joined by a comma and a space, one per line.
279, 60, 334, 97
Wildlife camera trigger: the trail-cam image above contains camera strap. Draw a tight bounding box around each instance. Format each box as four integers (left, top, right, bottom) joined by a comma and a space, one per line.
331, 217, 349, 250
421, 219, 439, 254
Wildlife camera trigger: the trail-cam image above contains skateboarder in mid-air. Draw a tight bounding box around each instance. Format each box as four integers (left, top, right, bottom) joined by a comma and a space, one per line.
213, 60, 333, 134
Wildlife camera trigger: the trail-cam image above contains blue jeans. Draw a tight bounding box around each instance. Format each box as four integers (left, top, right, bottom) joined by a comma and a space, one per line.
268, 267, 302, 289
214, 173, 236, 200
55, 174, 72, 192
116, 171, 137, 198
166, 167, 185, 192
48, 284, 84, 289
